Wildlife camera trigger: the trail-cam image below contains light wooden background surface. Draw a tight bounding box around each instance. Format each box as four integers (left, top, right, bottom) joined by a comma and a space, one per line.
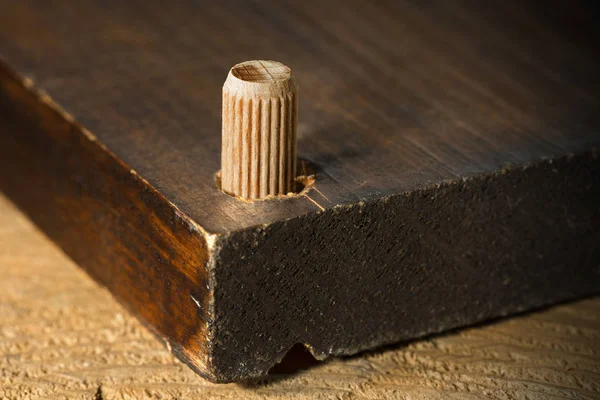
1, 192, 599, 400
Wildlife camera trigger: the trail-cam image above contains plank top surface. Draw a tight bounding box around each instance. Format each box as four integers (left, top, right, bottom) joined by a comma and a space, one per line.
1, 191, 599, 399
1, 0, 599, 233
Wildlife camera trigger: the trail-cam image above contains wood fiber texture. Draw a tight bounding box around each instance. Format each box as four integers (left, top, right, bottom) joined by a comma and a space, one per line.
1, 193, 600, 400
1, 0, 600, 382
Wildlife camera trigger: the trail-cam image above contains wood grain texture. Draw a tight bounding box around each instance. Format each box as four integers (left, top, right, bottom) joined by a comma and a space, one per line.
1, 0, 600, 382
1, 0, 598, 233
0, 65, 215, 379
1, 192, 599, 400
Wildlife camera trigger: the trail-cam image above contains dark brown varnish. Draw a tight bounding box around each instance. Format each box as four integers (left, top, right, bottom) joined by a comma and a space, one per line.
1, 0, 599, 382
0, 67, 214, 376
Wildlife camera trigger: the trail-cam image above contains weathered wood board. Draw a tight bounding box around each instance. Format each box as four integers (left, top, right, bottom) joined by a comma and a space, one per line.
1, 193, 599, 400
1, 0, 599, 382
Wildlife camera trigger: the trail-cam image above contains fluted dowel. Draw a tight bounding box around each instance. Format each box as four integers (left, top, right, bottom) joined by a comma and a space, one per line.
221, 60, 298, 199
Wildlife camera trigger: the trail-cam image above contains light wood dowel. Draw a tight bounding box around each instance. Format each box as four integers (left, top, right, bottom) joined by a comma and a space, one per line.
221, 60, 298, 199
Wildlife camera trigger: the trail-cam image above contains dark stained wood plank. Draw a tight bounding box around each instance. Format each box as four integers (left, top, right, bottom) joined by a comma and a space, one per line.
0, 0, 599, 382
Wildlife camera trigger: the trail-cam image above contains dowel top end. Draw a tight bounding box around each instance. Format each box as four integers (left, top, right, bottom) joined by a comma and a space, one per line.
224, 60, 296, 97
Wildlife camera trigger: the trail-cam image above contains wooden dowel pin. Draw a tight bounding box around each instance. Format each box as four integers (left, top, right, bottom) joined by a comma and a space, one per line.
221, 60, 298, 199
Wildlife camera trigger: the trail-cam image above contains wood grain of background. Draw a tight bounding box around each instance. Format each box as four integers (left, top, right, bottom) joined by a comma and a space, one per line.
1, 192, 599, 399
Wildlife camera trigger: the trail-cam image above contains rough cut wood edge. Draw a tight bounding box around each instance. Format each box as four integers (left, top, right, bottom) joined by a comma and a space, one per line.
0, 63, 218, 380
2, 192, 600, 399
209, 148, 600, 381
221, 60, 298, 199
